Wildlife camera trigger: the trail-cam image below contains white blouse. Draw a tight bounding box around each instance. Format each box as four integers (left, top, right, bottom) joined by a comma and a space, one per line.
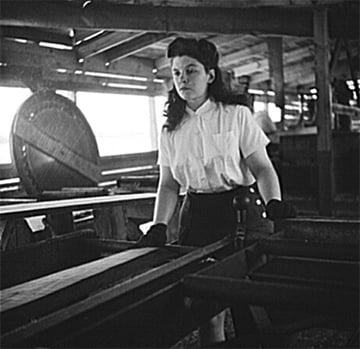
158, 99, 269, 192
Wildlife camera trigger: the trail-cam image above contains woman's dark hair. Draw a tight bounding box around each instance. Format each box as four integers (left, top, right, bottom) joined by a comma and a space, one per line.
163, 37, 241, 131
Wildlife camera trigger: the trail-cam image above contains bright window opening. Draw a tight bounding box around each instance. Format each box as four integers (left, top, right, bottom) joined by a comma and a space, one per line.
0, 87, 32, 164
76, 92, 158, 156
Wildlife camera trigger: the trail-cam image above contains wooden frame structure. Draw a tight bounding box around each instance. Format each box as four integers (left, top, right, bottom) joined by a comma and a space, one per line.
1, 215, 359, 347
0, 0, 358, 216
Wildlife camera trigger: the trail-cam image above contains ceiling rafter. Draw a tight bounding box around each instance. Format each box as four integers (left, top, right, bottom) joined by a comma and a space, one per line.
1, 26, 73, 46
232, 46, 313, 77
101, 32, 172, 64
77, 31, 145, 60
0, 39, 156, 78
220, 42, 269, 67
0, 1, 358, 95
114, 0, 353, 7
1, 1, 358, 38
251, 56, 316, 85
154, 34, 264, 71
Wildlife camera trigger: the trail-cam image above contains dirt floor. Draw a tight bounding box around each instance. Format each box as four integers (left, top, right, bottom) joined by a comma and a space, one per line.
171, 309, 356, 349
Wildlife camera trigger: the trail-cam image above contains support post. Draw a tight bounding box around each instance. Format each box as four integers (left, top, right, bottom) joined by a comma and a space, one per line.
267, 37, 285, 129
314, 7, 333, 216
148, 82, 159, 150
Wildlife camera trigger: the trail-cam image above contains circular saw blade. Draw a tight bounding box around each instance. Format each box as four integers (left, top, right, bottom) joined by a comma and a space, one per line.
10, 91, 100, 197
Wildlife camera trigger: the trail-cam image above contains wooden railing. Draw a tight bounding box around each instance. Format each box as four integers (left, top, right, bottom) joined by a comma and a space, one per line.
0, 150, 159, 197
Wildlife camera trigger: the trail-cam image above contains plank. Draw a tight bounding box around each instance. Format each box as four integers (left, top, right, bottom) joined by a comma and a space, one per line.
1, 247, 157, 313
250, 256, 359, 288
183, 275, 358, 314
99, 151, 158, 172
259, 239, 359, 261
0, 192, 156, 217
1, 238, 230, 345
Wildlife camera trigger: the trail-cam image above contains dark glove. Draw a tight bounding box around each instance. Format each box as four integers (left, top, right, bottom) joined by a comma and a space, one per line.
135, 223, 167, 247
266, 199, 297, 220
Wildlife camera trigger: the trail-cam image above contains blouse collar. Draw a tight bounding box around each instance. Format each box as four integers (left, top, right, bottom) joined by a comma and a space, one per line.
185, 98, 216, 117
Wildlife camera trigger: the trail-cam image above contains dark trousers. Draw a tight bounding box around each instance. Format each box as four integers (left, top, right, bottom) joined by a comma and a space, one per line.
178, 185, 273, 247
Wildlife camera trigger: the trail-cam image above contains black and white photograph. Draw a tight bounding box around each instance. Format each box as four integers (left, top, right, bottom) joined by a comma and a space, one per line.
0, 1, 359, 348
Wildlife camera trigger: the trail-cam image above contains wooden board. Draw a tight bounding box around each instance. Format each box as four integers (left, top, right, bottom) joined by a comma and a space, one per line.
1, 238, 231, 346
0, 192, 156, 218
1, 247, 157, 313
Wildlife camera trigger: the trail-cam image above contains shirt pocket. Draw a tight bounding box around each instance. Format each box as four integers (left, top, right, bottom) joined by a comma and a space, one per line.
203, 131, 238, 163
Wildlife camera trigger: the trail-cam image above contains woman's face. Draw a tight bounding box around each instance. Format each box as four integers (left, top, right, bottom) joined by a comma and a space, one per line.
171, 55, 214, 110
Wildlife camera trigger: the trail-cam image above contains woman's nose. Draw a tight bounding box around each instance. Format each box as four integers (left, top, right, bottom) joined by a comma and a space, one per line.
180, 71, 188, 82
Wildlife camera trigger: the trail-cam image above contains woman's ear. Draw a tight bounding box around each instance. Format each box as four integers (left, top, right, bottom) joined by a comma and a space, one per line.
208, 69, 216, 84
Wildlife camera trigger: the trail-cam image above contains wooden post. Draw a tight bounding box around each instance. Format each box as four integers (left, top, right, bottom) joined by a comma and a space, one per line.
148, 96, 159, 150
267, 37, 285, 129
148, 81, 159, 150
314, 7, 333, 216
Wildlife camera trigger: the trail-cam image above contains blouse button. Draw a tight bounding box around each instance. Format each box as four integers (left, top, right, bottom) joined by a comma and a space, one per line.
256, 199, 262, 205
262, 212, 267, 219
249, 188, 255, 193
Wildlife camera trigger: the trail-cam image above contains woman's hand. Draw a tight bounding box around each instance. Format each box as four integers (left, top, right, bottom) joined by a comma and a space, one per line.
266, 199, 297, 220
135, 223, 167, 247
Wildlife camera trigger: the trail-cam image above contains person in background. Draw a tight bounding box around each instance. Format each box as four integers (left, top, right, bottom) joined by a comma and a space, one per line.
137, 37, 296, 346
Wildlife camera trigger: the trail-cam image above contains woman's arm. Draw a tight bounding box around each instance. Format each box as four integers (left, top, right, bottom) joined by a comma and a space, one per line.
244, 147, 281, 204
153, 165, 180, 224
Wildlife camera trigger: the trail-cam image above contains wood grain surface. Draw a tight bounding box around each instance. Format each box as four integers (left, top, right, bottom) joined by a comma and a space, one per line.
1, 247, 157, 312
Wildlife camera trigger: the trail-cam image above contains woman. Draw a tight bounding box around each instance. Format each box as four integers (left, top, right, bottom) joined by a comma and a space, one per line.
137, 37, 296, 346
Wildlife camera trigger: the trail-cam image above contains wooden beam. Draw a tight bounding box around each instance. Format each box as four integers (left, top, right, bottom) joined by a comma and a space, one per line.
232, 60, 269, 78
155, 34, 260, 71
0, 65, 155, 87
1, 248, 157, 312
0, 39, 155, 78
141, 0, 356, 6
1, 26, 73, 46
314, 7, 333, 216
0, 192, 157, 218
251, 55, 314, 82
220, 42, 268, 67
77, 31, 144, 60
250, 46, 356, 88
232, 46, 313, 77
0, 70, 164, 96
1, 1, 358, 38
1, 237, 230, 347
183, 274, 358, 311
100, 151, 158, 172
267, 37, 285, 121
102, 32, 171, 64
284, 68, 315, 89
